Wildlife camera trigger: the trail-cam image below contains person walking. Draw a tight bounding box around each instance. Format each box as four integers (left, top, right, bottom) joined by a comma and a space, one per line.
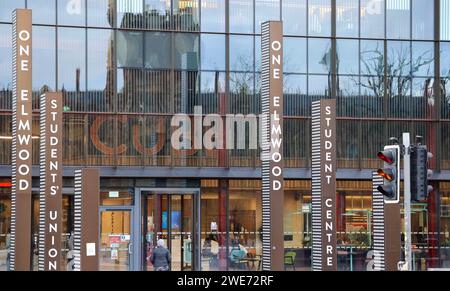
150, 239, 171, 271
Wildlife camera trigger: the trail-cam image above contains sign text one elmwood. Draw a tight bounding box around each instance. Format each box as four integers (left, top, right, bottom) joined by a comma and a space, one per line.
11, 8, 33, 271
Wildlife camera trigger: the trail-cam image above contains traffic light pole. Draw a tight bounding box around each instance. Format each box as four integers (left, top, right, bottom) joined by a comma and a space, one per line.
401, 132, 413, 271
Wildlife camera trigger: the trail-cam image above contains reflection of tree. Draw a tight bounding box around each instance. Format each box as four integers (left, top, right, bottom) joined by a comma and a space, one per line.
353, 44, 433, 98
230, 56, 253, 95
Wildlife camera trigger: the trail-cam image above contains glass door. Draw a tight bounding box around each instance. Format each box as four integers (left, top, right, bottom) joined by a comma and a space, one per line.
141, 190, 199, 271
100, 208, 133, 271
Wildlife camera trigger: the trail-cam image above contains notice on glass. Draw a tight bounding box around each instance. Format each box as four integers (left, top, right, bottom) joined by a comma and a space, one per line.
86, 243, 96, 257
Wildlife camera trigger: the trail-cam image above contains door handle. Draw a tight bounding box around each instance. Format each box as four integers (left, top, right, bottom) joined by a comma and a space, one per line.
128, 242, 133, 255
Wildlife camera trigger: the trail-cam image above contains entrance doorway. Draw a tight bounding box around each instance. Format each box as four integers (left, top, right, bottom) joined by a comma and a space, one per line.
99, 207, 134, 271
140, 189, 200, 271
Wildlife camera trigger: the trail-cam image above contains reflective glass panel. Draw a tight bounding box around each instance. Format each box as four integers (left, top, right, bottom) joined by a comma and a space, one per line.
308, 38, 332, 74
337, 0, 359, 37
230, 0, 253, 34
282, 0, 306, 36
308, 0, 331, 36
441, 42, 450, 78
174, 33, 199, 70
200, 0, 225, 32
284, 37, 306, 74
145, 0, 171, 30
361, 0, 385, 39
58, 0, 86, 26
442, 0, 450, 40
87, 29, 115, 112
0, 24, 12, 110
386, 0, 410, 39
145, 32, 171, 69
201, 34, 225, 71
230, 35, 254, 72
337, 39, 359, 75
360, 40, 384, 76
412, 42, 434, 77
117, 31, 143, 68
28, 0, 56, 25
58, 28, 86, 111
412, 0, 434, 40
87, 0, 113, 27
33, 26, 56, 108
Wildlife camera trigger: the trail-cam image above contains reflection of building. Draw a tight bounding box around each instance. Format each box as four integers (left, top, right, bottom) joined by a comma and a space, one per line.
0, 0, 449, 271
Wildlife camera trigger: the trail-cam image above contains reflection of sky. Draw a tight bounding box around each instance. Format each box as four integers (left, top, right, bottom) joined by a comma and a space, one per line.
33, 26, 56, 91
0, 25, 12, 89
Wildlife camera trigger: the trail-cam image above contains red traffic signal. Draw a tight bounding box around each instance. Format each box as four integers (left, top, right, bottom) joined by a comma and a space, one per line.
376, 146, 400, 204
377, 151, 394, 164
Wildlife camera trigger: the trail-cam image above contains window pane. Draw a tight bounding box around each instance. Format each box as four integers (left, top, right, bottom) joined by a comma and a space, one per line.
441, 42, 450, 77
117, 31, 143, 68
201, 34, 225, 71
412, 42, 434, 77
337, 39, 359, 75
229, 187, 262, 270
200, 71, 225, 114
308, 38, 331, 74
308, 0, 331, 36
58, 28, 86, 111
117, 0, 144, 29
0, 24, 12, 109
282, 0, 306, 36
337, 76, 362, 117
284, 74, 307, 116
360, 40, 384, 76
58, 0, 86, 26
144, 0, 171, 30
33, 26, 56, 109
172, 0, 199, 31
337, 0, 359, 37
230, 0, 253, 34
255, 0, 280, 34
0, 0, 25, 22
441, 0, 450, 40
87, 29, 115, 112
361, 76, 385, 98
387, 41, 411, 77
28, 0, 56, 25
174, 33, 199, 70
201, 0, 225, 32
386, 0, 410, 39
337, 76, 359, 98
255, 36, 261, 72
229, 72, 255, 114
412, 0, 434, 40
284, 37, 306, 74
145, 32, 171, 69
361, 0, 385, 38
87, 0, 113, 27
230, 35, 254, 72
308, 75, 330, 97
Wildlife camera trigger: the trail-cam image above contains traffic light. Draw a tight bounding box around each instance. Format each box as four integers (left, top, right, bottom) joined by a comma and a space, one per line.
411, 145, 433, 202
377, 145, 400, 203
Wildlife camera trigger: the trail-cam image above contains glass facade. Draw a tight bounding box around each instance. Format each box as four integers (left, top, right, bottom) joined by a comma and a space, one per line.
0, 0, 448, 271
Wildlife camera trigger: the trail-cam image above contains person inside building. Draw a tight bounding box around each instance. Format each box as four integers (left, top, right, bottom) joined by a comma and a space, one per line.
150, 239, 171, 271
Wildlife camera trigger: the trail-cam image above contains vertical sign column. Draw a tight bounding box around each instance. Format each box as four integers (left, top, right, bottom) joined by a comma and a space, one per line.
11, 8, 33, 271
74, 169, 100, 271
311, 99, 337, 271
39, 92, 63, 271
261, 21, 284, 271
372, 172, 385, 271
372, 171, 401, 271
